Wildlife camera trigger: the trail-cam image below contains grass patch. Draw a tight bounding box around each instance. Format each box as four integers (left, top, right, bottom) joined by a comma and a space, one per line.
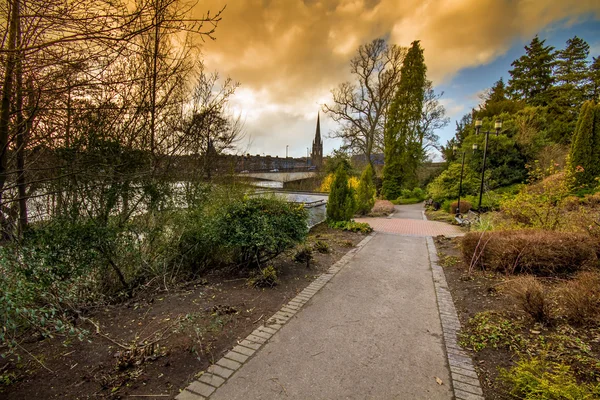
459, 311, 526, 352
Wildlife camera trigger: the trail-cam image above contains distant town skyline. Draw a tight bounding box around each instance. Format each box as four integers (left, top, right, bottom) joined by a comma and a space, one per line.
197, 0, 600, 159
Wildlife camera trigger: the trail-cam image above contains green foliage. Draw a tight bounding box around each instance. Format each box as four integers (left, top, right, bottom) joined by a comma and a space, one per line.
313, 240, 330, 254
216, 197, 309, 267
500, 170, 570, 230
247, 265, 278, 288
327, 165, 357, 222
459, 311, 525, 352
426, 163, 480, 203
392, 197, 422, 205
325, 149, 353, 175
500, 357, 600, 400
328, 220, 373, 234
393, 187, 426, 204
568, 101, 600, 187
356, 164, 376, 215
508, 35, 556, 106
293, 245, 314, 263
383, 40, 427, 199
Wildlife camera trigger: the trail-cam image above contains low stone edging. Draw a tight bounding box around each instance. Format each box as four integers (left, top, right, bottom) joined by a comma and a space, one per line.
175, 233, 376, 400
425, 235, 485, 400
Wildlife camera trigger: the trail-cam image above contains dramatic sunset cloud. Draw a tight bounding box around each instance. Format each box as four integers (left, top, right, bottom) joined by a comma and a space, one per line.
195, 0, 600, 157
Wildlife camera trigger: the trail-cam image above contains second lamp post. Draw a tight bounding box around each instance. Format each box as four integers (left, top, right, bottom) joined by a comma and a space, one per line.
474, 118, 503, 211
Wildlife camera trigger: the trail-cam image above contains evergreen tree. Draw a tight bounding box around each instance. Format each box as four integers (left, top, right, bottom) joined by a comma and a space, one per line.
554, 36, 590, 108
382, 40, 426, 199
508, 36, 556, 106
478, 78, 523, 118
590, 57, 600, 101
568, 101, 598, 187
326, 165, 356, 222
356, 164, 376, 215
488, 78, 508, 103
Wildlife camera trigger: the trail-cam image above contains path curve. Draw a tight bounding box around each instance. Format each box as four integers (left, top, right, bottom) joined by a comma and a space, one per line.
356, 203, 464, 237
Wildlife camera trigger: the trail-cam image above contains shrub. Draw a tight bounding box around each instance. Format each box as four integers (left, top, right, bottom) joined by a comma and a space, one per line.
505, 276, 551, 324
293, 245, 313, 264
426, 163, 480, 203
313, 240, 330, 254
462, 230, 598, 275
329, 220, 373, 234
320, 173, 359, 193
500, 357, 600, 400
369, 200, 395, 216
557, 271, 600, 326
392, 197, 421, 205
355, 164, 376, 215
500, 173, 570, 230
449, 200, 472, 214
400, 188, 413, 199
217, 197, 308, 267
412, 187, 425, 200
326, 165, 356, 222
247, 265, 278, 288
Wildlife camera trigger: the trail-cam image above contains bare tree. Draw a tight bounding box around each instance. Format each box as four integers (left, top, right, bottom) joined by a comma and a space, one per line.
419, 80, 449, 156
323, 38, 405, 169
176, 62, 243, 179
0, 0, 225, 237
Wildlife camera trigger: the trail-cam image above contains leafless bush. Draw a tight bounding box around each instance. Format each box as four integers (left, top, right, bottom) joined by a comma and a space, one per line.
505, 276, 551, 324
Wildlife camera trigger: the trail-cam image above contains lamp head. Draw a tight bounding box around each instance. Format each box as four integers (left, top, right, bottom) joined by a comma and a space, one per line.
495, 119, 503, 130
472, 143, 478, 151
475, 118, 483, 128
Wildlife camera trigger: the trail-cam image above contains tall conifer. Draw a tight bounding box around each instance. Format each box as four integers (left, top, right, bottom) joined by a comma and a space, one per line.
568, 101, 598, 186
508, 36, 556, 106
382, 40, 426, 199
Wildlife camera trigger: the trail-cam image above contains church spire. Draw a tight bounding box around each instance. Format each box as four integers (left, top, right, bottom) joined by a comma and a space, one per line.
311, 112, 323, 169
315, 112, 321, 144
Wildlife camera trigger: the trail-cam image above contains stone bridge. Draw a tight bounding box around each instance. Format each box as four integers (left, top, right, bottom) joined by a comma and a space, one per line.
240, 171, 317, 183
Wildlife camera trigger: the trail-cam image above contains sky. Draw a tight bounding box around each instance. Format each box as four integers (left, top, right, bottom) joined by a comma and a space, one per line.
196, 0, 600, 159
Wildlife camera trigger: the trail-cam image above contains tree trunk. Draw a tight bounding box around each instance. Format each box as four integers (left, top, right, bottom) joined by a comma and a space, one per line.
0, 0, 19, 239
15, 5, 27, 235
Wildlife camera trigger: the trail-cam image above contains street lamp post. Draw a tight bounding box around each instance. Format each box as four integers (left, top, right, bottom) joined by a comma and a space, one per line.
453, 143, 478, 216
474, 118, 503, 211
286, 145, 289, 169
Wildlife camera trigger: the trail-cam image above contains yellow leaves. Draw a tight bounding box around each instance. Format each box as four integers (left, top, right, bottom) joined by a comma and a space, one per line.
319, 173, 359, 193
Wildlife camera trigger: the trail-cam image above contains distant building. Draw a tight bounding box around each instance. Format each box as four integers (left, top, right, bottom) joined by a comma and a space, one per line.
311, 113, 323, 169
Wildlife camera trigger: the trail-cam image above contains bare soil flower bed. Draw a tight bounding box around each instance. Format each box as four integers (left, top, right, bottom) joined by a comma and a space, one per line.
0, 224, 366, 399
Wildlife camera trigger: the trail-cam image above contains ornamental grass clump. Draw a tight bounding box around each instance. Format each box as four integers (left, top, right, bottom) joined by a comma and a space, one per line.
462, 230, 598, 275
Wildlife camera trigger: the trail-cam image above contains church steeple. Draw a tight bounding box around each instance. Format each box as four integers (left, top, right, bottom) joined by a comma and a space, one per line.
311, 112, 323, 169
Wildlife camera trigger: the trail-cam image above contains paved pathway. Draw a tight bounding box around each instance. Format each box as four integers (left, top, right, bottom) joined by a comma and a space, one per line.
178, 204, 473, 400
356, 203, 463, 237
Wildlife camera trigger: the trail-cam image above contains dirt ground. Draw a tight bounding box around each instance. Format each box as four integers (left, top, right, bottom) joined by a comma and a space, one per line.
434, 236, 600, 400
0, 224, 366, 399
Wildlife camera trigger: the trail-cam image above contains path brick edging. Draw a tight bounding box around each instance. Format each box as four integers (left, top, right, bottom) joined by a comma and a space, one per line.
175, 233, 376, 400
425, 235, 485, 400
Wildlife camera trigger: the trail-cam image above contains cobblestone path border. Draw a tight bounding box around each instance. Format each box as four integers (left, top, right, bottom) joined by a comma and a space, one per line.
174, 233, 376, 400
426, 235, 485, 400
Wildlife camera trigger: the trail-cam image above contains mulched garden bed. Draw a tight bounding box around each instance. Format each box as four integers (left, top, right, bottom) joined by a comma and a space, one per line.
434, 235, 600, 400
1, 224, 366, 399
